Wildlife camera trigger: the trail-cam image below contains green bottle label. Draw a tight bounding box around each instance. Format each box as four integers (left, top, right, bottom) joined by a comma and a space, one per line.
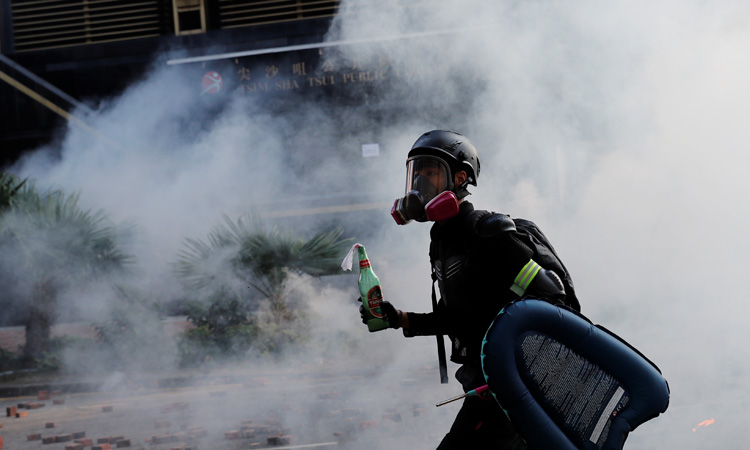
355, 245, 389, 332
367, 286, 385, 318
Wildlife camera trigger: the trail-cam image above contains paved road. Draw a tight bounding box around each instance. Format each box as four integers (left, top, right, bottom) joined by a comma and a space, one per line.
0, 364, 456, 450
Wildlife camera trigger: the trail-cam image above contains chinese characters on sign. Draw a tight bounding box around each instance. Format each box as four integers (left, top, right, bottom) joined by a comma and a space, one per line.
198, 50, 425, 97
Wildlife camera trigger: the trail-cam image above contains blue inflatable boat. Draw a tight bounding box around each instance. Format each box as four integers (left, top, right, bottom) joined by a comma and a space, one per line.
481, 299, 669, 450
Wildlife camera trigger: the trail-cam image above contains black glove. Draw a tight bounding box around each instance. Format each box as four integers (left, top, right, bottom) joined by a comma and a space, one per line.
357, 298, 404, 329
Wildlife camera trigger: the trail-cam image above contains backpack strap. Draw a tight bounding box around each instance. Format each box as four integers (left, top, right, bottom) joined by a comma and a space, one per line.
465, 209, 516, 238
431, 272, 449, 384
428, 237, 449, 384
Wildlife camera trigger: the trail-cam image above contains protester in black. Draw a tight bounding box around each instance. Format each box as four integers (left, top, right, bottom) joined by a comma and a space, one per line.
368, 130, 573, 450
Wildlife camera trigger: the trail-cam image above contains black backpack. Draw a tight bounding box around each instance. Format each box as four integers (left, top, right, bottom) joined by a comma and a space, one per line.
468, 210, 581, 312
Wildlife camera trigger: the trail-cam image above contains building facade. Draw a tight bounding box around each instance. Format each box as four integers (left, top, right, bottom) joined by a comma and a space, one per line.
0, 0, 352, 166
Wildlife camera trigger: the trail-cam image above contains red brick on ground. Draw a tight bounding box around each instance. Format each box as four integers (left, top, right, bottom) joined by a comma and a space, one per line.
224, 430, 240, 440
28, 402, 45, 409
28, 434, 42, 441
0, 435, 3, 449
161, 402, 189, 413
74, 438, 93, 446
267, 435, 292, 445
187, 427, 206, 438
38, 391, 50, 400
359, 421, 379, 429
340, 428, 359, 437
6, 406, 16, 417
151, 435, 173, 444
42, 436, 56, 444
16, 411, 29, 418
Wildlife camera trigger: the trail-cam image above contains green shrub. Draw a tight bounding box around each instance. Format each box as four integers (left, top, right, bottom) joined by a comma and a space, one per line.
35, 336, 99, 374
0, 346, 21, 373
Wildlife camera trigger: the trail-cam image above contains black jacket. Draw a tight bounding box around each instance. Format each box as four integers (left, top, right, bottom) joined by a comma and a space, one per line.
406, 201, 546, 388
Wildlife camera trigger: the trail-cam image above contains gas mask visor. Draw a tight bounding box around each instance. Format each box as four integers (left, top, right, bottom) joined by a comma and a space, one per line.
392, 156, 454, 225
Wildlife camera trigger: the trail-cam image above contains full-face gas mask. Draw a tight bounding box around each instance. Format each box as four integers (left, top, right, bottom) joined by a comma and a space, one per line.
391, 156, 461, 225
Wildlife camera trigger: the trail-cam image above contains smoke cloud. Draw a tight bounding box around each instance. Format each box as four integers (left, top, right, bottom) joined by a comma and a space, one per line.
5, 0, 750, 447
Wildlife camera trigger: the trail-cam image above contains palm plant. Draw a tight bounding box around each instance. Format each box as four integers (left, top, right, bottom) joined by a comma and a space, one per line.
175, 214, 350, 324
0, 172, 27, 211
0, 180, 132, 367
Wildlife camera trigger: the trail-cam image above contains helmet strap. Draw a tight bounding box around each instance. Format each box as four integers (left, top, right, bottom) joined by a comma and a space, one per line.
453, 177, 471, 199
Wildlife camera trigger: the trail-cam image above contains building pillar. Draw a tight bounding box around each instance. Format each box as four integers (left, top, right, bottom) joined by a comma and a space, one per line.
0, 0, 14, 54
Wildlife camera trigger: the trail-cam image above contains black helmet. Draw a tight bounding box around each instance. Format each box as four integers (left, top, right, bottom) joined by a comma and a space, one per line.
407, 130, 480, 199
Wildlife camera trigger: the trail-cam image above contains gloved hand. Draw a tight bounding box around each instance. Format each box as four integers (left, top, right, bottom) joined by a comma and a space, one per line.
358, 298, 405, 329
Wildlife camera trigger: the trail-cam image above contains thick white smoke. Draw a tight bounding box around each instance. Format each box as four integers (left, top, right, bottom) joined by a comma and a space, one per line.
7, 0, 750, 447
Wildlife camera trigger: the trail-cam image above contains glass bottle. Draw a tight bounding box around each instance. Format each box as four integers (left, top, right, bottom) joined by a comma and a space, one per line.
344, 244, 390, 332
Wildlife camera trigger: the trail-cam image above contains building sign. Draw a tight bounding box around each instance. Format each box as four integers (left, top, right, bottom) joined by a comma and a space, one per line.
184, 46, 425, 101
201, 71, 223, 94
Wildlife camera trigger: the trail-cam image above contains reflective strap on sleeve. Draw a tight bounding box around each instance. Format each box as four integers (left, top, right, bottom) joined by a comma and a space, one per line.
510, 259, 542, 296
